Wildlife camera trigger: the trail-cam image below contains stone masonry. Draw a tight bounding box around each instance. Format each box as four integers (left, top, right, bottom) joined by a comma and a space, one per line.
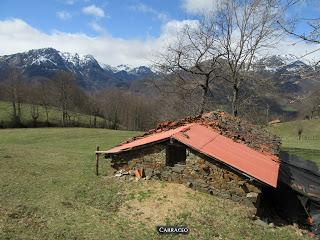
110, 142, 261, 210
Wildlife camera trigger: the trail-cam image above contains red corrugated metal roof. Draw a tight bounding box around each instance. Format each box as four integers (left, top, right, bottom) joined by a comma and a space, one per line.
105, 123, 279, 187
105, 124, 194, 154
173, 124, 279, 187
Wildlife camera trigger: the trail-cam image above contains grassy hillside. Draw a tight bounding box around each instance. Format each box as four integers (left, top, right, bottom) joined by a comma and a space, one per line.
0, 128, 310, 239
269, 119, 320, 166
0, 101, 106, 128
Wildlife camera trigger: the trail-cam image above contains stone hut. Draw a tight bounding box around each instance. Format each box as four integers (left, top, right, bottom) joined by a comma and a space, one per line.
99, 112, 281, 211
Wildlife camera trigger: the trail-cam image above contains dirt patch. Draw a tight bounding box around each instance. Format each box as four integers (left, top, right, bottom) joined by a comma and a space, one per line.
118, 181, 200, 227
118, 180, 252, 228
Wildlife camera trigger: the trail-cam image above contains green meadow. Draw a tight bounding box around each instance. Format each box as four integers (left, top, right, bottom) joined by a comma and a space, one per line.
269, 119, 320, 166
0, 127, 311, 239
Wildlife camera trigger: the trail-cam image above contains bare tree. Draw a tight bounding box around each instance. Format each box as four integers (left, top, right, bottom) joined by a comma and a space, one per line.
2, 67, 25, 125
25, 81, 40, 125
30, 103, 39, 125
298, 126, 303, 140
214, 0, 283, 116
52, 71, 76, 126
87, 91, 101, 128
299, 89, 320, 119
35, 76, 54, 124
95, 89, 160, 131
155, 18, 225, 115
106, 92, 121, 130
155, 0, 282, 117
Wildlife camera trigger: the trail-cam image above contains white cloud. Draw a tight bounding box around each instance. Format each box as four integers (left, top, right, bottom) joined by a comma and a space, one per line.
131, 3, 154, 13
160, 19, 198, 38
0, 18, 187, 66
130, 3, 169, 22
64, 0, 92, 4
268, 37, 320, 63
0, 18, 318, 68
82, 5, 107, 32
181, 0, 219, 14
65, 0, 76, 5
157, 12, 169, 22
89, 21, 105, 34
82, 5, 105, 18
56, 11, 72, 20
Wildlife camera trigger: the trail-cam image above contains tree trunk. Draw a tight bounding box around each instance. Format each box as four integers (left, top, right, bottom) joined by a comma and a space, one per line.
44, 105, 49, 124
11, 99, 20, 125
199, 76, 210, 115
113, 109, 119, 130
62, 110, 65, 126
62, 109, 68, 127
232, 84, 240, 117
266, 104, 270, 124
11, 100, 17, 120
93, 113, 97, 128
31, 104, 39, 125
17, 101, 21, 120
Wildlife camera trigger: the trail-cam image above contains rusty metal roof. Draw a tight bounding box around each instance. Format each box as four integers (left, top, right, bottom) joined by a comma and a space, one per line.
105, 123, 279, 187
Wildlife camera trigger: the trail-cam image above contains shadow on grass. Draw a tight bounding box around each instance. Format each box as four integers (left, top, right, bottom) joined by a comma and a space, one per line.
282, 147, 320, 167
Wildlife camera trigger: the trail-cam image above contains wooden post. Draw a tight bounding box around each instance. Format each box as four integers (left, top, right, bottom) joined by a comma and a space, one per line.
96, 146, 100, 176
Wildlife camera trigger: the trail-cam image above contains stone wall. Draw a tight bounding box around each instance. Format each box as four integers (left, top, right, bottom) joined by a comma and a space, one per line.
110, 143, 166, 170
110, 142, 261, 209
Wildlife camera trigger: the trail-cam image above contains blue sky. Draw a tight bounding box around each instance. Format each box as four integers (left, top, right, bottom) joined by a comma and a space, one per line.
0, 0, 190, 38
0, 0, 319, 66
288, 0, 320, 35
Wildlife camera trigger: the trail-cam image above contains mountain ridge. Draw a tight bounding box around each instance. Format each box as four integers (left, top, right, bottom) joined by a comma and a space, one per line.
0, 48, 154, 89
0, 48, 319, 98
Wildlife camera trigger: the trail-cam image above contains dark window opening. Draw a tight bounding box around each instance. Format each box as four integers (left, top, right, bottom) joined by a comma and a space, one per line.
166, 145, 186, 166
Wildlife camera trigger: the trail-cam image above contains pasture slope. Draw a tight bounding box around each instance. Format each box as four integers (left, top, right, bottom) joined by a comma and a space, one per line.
0, 101, 106, 128
269, 119, 320, 166
0, 127, 312, 239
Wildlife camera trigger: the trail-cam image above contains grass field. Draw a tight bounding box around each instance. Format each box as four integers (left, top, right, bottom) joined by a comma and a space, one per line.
0, 128, 311, 239
269, 119, 320, 166
0, 101, 106, 128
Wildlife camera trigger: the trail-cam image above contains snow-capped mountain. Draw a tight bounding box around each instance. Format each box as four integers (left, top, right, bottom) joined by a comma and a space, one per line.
254, 54, 319, 96
0, 48, 154, 89
1, 49, 318, 96
114, 64, 132, 72
254, 54, 310, 73
102, 64, 153, 81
